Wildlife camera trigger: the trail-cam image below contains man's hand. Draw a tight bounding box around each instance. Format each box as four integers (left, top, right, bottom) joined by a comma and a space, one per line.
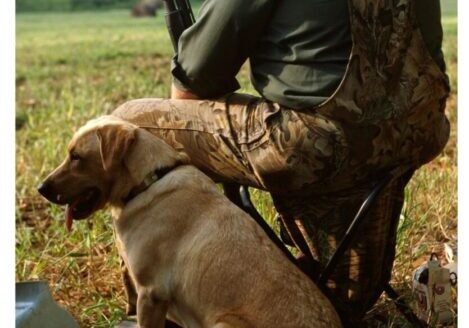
171, 83, 200, 100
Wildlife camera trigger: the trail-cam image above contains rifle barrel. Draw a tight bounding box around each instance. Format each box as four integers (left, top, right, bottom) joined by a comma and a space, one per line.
163, 0, 195, 53
162, 0, 176, 12
176, 0, 195, 28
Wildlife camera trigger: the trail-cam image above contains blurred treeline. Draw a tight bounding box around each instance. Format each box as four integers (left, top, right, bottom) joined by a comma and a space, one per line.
17, 0, 203, 12
17, 0, 137, 12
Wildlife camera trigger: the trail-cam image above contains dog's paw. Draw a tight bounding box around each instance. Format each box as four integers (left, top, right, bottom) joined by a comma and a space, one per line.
126, 303, 137, 316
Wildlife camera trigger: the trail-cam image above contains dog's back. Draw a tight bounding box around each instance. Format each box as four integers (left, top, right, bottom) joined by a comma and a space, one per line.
116, 165, 341, 328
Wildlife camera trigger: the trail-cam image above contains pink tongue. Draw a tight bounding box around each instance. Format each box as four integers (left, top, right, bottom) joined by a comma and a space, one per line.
65, 205, 73, 232
65, 200, 79, 232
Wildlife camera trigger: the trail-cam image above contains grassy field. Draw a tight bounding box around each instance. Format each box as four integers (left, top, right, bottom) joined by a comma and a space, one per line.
16, 3, 457, 327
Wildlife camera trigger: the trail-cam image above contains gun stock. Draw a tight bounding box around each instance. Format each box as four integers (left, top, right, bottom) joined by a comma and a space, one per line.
163, 0, 195, 53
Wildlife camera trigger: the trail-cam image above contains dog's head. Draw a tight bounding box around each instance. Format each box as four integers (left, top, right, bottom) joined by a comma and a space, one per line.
38, 115, 188, 230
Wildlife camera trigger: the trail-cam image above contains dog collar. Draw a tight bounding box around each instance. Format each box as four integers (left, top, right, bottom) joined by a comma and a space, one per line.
124, 165, 176, 203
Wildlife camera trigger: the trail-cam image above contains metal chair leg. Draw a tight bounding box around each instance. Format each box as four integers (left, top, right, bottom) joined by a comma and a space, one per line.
384, 283, 426, 328
317, 174, 393, 286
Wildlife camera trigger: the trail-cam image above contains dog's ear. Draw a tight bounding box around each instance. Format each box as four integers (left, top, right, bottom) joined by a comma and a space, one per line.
176, 151, 190, 165
123, 128, 190, 183
97, 124, 136, 172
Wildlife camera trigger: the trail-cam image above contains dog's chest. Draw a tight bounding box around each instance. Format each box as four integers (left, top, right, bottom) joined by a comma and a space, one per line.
116, 224, 174, 292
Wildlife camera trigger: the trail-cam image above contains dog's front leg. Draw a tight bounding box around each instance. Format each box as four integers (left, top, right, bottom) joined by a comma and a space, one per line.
137, 290, 168, 328
113, 222, 138, 315
121, 257, 138, 315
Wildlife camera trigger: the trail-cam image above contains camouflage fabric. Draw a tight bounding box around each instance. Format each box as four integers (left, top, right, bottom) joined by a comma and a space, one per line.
112, 0, 449, 324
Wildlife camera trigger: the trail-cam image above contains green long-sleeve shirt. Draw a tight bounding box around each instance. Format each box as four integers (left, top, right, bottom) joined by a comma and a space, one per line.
172, 0, 445, 110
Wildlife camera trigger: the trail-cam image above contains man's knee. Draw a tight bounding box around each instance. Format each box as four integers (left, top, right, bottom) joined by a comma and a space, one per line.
113, 98, 166, 117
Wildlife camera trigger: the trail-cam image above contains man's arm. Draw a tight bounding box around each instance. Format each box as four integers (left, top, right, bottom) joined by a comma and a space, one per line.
171, 0, 276, 99
171, 83, 199, 99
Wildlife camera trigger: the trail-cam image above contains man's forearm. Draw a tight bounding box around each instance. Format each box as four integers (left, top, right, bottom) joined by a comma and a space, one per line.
171, 83, 200, 100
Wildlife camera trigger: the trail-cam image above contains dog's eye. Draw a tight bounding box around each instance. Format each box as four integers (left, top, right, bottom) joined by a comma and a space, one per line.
70, 151, 81, 161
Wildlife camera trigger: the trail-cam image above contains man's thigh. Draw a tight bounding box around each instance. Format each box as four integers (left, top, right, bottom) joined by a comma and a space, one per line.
112, 94, 266, 187
113, 93, 344, 193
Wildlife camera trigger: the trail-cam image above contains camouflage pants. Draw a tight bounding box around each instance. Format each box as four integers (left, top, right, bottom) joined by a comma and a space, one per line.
113, 91, 448, 323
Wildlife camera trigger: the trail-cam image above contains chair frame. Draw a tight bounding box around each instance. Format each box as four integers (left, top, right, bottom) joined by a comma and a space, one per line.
223, 175, 426, 327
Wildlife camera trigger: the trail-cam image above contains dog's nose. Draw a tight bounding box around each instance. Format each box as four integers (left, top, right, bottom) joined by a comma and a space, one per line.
37, 181, 55, 202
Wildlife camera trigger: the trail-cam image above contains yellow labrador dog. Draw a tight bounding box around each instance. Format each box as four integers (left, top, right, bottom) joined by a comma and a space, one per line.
38, 115, 341, 328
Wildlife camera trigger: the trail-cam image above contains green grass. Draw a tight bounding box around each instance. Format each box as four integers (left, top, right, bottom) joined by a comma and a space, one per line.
442, 0, 457, 17
16, 4, 457, 327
